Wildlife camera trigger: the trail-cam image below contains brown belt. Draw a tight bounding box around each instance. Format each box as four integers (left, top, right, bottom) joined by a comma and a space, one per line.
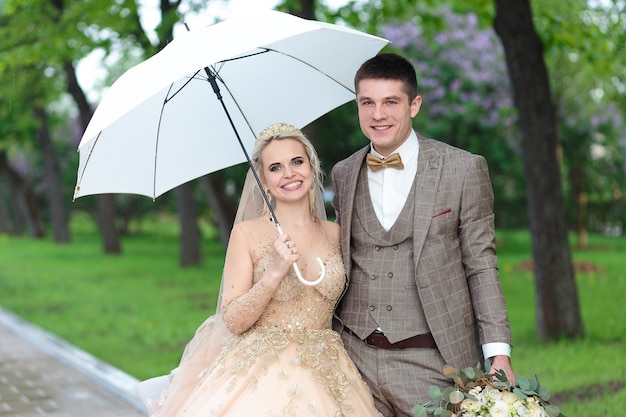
344, 328, 437, 350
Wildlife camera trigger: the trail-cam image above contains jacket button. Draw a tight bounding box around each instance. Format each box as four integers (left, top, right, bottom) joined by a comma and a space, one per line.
387, 305, 392, 311
387, 272, 393, 278
369, 305, 376, 311
374, 245, 380, 251
393, 244, 398, 250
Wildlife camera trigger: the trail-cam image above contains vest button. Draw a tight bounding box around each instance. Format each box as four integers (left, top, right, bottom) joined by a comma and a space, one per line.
387, 272, 393, 278
387, 305, 392, 311
374, 245, 380, 251
393, 244, 398, 250
371, 275, 377, 280
369, 305, 376, 311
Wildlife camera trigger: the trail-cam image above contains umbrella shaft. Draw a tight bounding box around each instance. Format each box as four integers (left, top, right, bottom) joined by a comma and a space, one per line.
204, 66, 280, 229
204, 68, 222, 100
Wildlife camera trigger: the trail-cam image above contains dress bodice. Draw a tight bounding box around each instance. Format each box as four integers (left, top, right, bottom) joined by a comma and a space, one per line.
250, 237, 346, 332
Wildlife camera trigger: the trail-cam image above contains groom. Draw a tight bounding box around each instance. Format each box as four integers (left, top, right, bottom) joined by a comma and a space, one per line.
331, 53, 515, 417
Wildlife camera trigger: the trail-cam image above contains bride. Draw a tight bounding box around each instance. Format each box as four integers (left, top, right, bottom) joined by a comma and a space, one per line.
138, 123, 381, 417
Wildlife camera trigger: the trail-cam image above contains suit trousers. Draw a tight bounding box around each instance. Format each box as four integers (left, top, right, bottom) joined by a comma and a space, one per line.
342, 329, 450, 417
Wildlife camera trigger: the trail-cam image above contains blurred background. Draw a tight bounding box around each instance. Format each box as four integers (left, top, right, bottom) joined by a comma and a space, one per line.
0, 1, 624, 416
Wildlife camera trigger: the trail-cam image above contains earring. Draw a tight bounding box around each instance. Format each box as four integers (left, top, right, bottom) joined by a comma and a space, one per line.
308, 186, 316, 216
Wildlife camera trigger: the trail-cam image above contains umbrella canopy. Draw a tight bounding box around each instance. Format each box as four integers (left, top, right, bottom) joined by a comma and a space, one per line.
74, 10, 389, 200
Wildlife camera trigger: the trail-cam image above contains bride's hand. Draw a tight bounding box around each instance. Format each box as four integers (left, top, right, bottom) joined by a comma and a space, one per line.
272, 233, 299, 277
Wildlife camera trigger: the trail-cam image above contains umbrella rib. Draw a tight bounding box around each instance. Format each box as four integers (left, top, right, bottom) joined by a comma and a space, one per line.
153, 84, 176, 199
164, 69, 204, 104
264, 47, 356, 94
74, 131, 103, 200
210, 68, 256, 140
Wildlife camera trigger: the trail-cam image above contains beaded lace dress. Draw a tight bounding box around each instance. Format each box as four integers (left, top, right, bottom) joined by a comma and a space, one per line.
142, 220, 381, 417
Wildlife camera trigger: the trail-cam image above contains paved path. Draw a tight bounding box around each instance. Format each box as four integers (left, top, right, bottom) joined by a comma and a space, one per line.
0, 307, 147, 417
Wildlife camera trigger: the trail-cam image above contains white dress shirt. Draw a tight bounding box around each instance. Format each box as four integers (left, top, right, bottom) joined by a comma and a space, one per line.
367, 131, 419, 231
367, 130, 511, 359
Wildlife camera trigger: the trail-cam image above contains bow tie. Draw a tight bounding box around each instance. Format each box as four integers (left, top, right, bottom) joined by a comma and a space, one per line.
366, 152, 404, 172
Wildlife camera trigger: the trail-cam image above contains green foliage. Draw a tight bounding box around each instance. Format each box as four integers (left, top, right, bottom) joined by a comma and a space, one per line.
414, 361, 565, 417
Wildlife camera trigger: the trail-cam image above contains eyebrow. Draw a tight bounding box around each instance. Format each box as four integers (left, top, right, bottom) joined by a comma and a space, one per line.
267, 156, 305, 168
357, 95, 403, 102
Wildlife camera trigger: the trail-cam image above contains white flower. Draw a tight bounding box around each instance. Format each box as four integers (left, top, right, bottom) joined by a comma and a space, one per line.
516, 404, 531, 417
485, 387, 502, 401
528, 403, 545, 417
501, 391, 518, 404
461, 398, 482, 412
488, 399, 510, 417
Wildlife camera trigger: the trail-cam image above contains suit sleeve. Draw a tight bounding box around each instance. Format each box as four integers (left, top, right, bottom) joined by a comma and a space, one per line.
459, 156, 512, 346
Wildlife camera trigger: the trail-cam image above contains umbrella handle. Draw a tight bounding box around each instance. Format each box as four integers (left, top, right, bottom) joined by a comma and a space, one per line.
292, 258, 326, 287
276, 224, 326, 286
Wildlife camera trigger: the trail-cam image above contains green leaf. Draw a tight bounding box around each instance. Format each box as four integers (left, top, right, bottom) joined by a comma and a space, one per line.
517, 376, 531, 390
545, 404, 561, 417
463, 367, 476, 379
484, 358, 492, 372
428, 385, 442, 401
513, 387, 529, 399
538, 385, 552, 401
449, 390, 465, 404
442, 386, 455, 401
434, 409, 453, 417
411, 404, 428, 417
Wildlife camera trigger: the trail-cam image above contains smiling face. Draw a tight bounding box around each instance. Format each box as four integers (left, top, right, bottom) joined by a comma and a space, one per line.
260, 138, 314, 205
356, 78, 422, 156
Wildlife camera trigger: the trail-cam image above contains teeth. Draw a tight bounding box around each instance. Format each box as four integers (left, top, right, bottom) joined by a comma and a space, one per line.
283, 181, 302, 190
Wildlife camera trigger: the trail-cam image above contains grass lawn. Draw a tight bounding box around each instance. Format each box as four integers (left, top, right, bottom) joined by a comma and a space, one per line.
0, 214, 624, 416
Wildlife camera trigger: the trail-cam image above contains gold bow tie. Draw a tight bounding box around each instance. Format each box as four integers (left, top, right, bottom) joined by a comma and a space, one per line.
366, 153, 404, 172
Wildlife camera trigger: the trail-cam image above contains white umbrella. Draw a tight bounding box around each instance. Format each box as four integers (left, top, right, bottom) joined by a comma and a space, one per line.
74, 10, 387, 199
74, 10, 388, 284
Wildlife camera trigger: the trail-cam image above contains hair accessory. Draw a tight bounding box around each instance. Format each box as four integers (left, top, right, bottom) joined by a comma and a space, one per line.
258, 123, 300, 140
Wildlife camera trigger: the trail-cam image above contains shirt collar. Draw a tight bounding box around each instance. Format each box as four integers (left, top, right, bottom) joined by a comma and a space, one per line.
370, 130, 418, 161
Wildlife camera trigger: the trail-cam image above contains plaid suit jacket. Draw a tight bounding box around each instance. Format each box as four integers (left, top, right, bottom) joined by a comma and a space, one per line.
331, 134, 512, 369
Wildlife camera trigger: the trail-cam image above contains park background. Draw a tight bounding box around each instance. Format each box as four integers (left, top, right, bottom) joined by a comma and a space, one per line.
0, 0, 624, 416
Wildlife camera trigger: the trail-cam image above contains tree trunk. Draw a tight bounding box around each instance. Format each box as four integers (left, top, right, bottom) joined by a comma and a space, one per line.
177, 182, 201, 267
0, 191, 13, 234
494, 0, 584, 340
97, 194, 121, 254
199, 173, 236, 249
0, 151, 45, 238
64, 60, 121, 253
33, 107, 70, 243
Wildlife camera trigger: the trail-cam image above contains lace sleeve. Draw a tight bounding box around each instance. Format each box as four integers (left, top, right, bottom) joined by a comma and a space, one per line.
221, 279, 276, 334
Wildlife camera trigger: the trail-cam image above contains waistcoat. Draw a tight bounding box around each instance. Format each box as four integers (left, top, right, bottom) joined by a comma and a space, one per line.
337, 164, 429, 344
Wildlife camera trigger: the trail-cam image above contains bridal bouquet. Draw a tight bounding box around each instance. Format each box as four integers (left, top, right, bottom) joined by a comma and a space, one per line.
413, 361, 565, 417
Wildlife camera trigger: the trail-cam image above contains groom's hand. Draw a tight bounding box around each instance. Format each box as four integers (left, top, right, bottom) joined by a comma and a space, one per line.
490, 355, 516, 386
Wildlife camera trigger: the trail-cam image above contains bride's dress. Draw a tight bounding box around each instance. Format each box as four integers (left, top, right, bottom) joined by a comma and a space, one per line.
141, 226, 381, 417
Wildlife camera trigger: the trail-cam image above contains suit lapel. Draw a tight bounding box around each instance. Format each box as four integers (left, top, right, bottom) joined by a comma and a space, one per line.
412, 138, 443, 279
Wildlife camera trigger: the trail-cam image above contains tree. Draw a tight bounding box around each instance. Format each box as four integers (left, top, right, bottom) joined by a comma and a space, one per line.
494, 0, 583, 340
534, 0, 626, 243
379, 6, 526, 228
